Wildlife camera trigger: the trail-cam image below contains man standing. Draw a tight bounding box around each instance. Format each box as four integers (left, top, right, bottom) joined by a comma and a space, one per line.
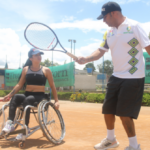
76, 2, 150, 150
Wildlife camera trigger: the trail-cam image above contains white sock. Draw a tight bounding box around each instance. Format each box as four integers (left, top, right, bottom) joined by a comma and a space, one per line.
129, 136, 138, 149
106, 129, 115, 141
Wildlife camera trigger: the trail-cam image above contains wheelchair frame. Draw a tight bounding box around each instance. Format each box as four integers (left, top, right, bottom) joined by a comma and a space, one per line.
0, 94, 65, 149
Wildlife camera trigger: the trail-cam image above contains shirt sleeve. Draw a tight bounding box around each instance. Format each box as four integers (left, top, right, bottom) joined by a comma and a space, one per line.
99, 31, 109, 52
134, 23, 150, 48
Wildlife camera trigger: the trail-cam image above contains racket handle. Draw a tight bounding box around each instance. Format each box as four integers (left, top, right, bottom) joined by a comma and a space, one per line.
66, 52, 78, 60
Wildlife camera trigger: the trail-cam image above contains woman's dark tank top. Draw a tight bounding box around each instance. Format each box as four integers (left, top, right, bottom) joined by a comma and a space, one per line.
26, 66, 47, 86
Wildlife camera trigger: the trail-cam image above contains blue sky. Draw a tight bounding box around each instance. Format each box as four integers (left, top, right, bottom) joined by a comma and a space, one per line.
0, 0, 150, 70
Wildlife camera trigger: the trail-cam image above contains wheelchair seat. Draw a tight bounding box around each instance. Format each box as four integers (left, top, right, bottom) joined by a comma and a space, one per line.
18, 93, 51, 108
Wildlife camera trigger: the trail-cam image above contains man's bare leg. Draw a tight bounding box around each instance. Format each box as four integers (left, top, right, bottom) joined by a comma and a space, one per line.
104, 114, 115, 130
120, 117, 139, 149
120, 117, 135, 137
104, 114, 116, 141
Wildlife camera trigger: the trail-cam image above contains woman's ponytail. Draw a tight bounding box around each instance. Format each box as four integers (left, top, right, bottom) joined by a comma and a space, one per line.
18, 58, 32, 89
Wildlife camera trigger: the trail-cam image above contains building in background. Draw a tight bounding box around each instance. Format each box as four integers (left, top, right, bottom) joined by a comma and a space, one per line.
75, 69, 107, 91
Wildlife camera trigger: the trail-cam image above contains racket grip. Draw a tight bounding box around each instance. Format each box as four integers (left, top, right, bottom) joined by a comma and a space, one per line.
66, 52, 78, 60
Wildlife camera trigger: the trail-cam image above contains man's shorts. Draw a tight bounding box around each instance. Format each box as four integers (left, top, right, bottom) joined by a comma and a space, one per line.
102, 75, 145, 119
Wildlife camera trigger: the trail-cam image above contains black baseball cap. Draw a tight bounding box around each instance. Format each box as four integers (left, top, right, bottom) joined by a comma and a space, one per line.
28, 48, 44, 58
97, 1, 121, 20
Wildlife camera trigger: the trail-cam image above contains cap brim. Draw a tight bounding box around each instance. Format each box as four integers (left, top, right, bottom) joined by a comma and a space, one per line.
40, 52, 44, 55
97, 14, 104, 20
32, 51, 44, 55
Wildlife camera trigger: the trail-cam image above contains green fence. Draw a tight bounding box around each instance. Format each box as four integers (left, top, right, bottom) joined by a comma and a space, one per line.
143, 52, 150, 83
5, 62, 75, 87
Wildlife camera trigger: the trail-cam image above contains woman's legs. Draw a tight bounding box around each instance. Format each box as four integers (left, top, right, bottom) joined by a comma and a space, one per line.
2, 93, 44, 137
16, 94, 44, 140
23, 95, 44, 126
2, 94, 26, 134
9, 94, 26, 121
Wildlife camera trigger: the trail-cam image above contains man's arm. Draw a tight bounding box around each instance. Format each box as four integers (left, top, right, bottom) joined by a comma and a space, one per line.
145, 45, 150, 55
86, 49, 106, 62
76, 49, 106, 64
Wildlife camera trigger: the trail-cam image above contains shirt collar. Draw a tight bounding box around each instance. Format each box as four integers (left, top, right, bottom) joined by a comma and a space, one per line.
113, 17, 128, 30
120, 17, 128, 25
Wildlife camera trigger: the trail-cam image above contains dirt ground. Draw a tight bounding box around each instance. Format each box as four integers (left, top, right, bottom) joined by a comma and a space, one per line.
0, 99, 150, 150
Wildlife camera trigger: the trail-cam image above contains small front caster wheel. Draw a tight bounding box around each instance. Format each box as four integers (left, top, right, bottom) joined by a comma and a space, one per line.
18, 142, 25, 149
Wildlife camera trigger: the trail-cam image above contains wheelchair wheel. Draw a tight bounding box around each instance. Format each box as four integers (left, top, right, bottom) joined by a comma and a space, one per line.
38, 100, 65, 144
0, 103, 23, 138
0, 103, 10, 136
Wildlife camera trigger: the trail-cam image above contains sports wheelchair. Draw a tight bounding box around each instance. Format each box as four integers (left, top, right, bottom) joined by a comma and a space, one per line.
0, 93, 65, 149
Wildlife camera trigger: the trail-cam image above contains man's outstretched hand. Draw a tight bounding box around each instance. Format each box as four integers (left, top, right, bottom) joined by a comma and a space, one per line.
74, 57, 87, 64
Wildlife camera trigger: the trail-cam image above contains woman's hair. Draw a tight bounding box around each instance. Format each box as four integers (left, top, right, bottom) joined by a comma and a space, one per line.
18, 58, 32, 89
23, 58, 32, 67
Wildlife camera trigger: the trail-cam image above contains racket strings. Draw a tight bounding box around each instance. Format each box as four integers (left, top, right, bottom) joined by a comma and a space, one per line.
47, 37, 55, 49
25, 23, 57, 50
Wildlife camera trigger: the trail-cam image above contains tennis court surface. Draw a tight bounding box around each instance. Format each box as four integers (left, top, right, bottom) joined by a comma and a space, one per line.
0, 100, 150, 150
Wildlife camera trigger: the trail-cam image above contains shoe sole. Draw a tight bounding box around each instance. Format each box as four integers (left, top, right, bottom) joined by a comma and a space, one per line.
94, 142, 119, 150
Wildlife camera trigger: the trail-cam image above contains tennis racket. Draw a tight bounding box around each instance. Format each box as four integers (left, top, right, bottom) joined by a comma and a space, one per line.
24, 22, 78, 60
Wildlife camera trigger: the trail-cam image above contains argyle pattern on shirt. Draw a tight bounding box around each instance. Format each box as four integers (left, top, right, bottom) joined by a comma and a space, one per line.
128, 38, 139, 74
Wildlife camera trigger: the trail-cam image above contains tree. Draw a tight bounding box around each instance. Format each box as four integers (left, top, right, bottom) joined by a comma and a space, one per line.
97, 60, 113, 78
84, 63, 96, 72
40, 59, 59, 67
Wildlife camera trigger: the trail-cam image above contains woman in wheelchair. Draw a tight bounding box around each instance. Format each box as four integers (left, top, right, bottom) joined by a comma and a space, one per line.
1, 48, 59, 140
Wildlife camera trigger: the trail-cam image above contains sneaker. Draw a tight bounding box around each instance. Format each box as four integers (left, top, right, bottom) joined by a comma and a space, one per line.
2, 120, 15, 134
16, 128, 30, 140
94, 137, 119, 150
124, 145, 141, 150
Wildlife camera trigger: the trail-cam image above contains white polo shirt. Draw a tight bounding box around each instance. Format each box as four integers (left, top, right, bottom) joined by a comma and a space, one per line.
99, 17, 150, 78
